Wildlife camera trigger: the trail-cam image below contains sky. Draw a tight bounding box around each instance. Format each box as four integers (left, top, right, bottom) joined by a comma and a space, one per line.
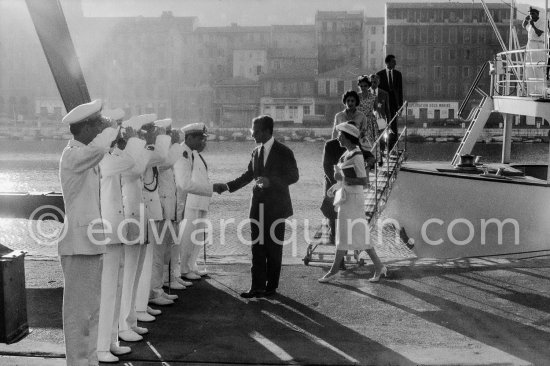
81, 0, 517, 26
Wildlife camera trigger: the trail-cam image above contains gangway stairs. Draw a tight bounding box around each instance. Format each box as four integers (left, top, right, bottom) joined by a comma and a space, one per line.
302, 149, 406, 266
451, 95, 493, 166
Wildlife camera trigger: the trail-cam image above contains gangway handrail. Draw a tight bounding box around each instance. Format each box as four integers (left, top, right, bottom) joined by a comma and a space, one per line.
371, 101, 408, 151
458, 62, 488, 118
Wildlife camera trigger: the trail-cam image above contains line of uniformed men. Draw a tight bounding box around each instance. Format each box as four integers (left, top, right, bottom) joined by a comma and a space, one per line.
58, 99, 212, 365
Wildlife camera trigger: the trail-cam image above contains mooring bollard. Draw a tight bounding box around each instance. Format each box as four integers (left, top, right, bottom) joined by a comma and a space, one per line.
0, 243, 28, 344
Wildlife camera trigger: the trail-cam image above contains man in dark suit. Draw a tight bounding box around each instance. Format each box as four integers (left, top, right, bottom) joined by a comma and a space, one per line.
321, 138, 345, 244
214, 115, 299, 298
376, 54, 403, 151
369, 73, 391, 164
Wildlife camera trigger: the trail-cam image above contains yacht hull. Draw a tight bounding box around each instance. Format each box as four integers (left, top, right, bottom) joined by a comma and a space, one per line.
384, 163, 550, 259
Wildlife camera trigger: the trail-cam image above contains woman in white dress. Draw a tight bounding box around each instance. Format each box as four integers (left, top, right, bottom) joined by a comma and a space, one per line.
319, 121, 387, 283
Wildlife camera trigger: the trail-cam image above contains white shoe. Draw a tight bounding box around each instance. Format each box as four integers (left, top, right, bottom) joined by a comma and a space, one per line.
149, 296, 174, 306
137, 311, 156, 322
97, 351, 119, 363
110, 344, 131, 356
162, 293, 178, 301
182, 272, 201, 280
164, 280, 186, 290
147, 306, 161, 316
194, 270, 208, 277
318, 272, 338, 283
176, 277, 193, 287
119, 330, 142, 342
131, 326, 148, 335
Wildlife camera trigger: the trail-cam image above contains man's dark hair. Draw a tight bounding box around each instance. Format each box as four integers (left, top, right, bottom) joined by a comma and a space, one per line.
253, 115, 274, 134
69, 117, 101, 136
342, 90, 360, 105
385, 54, 396, 64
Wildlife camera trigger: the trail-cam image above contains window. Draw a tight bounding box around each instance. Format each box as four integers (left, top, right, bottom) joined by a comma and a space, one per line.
449, 66, 457, 78
434, 48, 442, 61
275, 106, 285, 120
322, 22, 327, 31
465, 49, 471, 60
433, 66, 442, 79
449, 27, 457, 43
449, 49, 456, 60
448, 83, 457, 97
463, 66, 470, 78
371, 26, 376, 35
477, 29, 485, 43
332, 22, 337, 31
371, 41, 376, 54
303, 105, 310, 115
370, 58, 376, 69
289, 106, 298, 120
256, 65, 262, 75
326, 80, 331, 95
318, 80, 326, 95
337, 80, 345, 94
463, 28, 471, 43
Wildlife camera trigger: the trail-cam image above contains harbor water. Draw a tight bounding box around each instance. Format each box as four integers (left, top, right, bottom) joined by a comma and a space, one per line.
0, 140, 548, 260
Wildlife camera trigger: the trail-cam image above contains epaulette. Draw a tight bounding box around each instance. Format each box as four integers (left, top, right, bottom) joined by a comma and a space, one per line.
183, 151, 188, 159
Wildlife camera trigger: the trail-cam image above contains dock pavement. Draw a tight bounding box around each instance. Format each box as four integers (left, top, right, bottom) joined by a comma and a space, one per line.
1, 255, 550, 365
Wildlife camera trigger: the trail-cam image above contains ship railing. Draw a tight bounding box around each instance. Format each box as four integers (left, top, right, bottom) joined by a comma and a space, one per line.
493, 49, 550, 98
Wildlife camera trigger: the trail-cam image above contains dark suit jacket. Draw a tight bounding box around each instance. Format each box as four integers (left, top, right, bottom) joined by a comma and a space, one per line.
227, 139, 299, 221
322, 139, 345, 194
376, 69, 403, 115
374, 88, 391, 122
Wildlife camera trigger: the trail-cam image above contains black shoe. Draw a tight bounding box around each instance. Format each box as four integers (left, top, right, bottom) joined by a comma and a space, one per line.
264, 289, 277, 297
240, 290, 265, 298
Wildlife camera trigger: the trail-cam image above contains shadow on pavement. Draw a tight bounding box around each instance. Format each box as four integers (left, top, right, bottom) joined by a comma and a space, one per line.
26, 288, 63, 329
119, 278, 415, 365
334, 267, 550, 366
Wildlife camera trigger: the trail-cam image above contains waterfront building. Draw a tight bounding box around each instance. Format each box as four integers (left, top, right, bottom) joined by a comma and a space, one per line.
384, 2, 521, 125
213, 77, 260, 128
315, 64, 363, 125
362, 17, 385, 72
315, 11, 364, 73
233, 50, 267, 81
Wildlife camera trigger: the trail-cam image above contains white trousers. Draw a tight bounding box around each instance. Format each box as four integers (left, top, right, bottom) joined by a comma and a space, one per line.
97, 244, 124, 352
151, 220, 175, 299
180, 209, 207, 274
119, 244, 146, 331
60, 254, 102, 366
526, 42, 546, 95
164, 242, 181, 282
136, 221, 158, 311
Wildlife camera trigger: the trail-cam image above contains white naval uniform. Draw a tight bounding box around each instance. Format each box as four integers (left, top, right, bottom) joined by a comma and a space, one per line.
58, 127, 118, 366
174, 144, 213, 275
97, 138, 144, 353
152, 143, 183, 298
136, 135, 171, 314
119, 135, 169, 332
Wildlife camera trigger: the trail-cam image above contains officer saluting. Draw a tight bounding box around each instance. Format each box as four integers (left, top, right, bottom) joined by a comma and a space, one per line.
174, 123, 214, 280
57, 99, 119, 366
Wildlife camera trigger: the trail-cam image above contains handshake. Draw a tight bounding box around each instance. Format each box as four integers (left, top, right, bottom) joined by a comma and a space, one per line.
213, 183, 228, 195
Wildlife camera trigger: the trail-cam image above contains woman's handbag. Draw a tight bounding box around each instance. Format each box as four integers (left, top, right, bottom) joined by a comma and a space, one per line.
333, 187, 347, 206
320, 195, 337, 219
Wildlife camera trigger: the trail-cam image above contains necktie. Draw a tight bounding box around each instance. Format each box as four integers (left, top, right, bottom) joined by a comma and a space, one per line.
389, 70, 393, 90
258, 145, 264, 176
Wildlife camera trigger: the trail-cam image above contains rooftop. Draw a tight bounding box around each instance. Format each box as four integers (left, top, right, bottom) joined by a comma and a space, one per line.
386, 2, 510, 10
